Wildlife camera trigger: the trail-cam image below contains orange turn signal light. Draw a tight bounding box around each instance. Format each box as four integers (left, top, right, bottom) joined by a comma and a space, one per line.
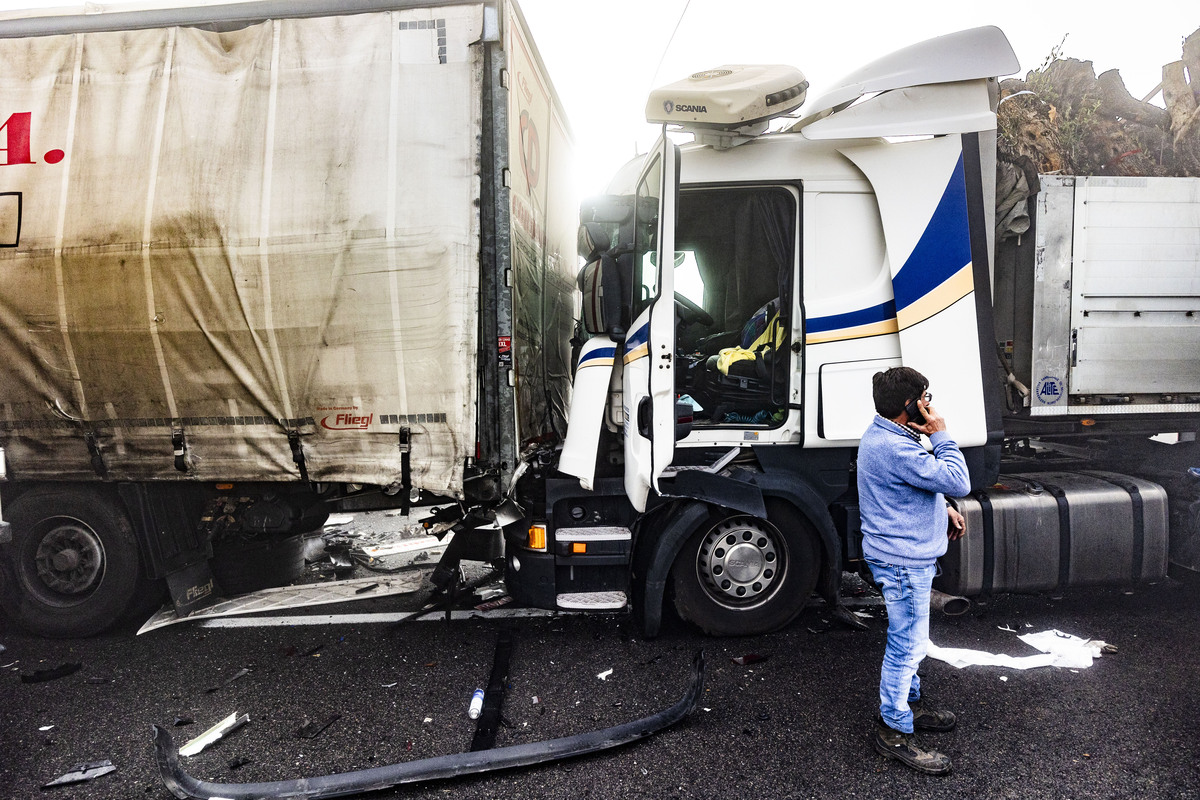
571, 542, 587, 554
527, 524, 547, 551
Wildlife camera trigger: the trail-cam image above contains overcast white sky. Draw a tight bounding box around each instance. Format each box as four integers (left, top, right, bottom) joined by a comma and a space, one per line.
1, 0, 1196, 197
516, 0, 1198, 195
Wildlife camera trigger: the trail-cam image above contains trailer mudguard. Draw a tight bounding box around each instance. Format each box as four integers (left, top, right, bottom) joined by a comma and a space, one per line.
155, 652, 705, 800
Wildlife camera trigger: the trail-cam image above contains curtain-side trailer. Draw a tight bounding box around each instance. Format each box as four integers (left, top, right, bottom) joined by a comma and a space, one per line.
0, 0, 577, 637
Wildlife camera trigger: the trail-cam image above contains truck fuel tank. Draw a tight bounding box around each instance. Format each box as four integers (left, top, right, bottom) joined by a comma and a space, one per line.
937, 471, 1168, 596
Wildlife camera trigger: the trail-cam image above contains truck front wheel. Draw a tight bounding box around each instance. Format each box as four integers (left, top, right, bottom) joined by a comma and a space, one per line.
670, 500, 820, 636
1, 487, 142, 638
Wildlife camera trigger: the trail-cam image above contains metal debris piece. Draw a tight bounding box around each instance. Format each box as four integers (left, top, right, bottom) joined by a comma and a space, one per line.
154, 652, 706, 800
20, 662, 81, 684
42, 760, 116, 788
179, 712, 250, 757
206, 667, 251, 694
474, 595, 514, 612
730, 654, 768, 666
295, 714, 341, 739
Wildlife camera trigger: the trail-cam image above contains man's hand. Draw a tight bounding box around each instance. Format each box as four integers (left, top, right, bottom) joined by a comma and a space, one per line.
907, 397, 947, 436
947, 506, 965, 541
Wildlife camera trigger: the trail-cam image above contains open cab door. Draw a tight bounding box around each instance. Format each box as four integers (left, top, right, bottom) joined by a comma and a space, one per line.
623, 130, 680, 512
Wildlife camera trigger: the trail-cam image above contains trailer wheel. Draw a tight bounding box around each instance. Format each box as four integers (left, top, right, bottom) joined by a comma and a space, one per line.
671, 500, 820, 636
1, 487, 141, 638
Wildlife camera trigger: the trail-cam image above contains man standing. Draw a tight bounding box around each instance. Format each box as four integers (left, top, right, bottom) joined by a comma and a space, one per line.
857, 366, 970, 775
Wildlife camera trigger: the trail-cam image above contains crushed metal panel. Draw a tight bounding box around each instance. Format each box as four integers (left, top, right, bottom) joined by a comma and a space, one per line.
137, 573, 426, 634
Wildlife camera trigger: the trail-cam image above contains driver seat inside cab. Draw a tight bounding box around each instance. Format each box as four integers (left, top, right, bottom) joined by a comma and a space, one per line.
673, 187, 794, 427
576, 185, 796, 428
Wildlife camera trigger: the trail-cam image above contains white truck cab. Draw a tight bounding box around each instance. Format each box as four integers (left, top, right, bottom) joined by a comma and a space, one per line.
506, 27, 1022, 635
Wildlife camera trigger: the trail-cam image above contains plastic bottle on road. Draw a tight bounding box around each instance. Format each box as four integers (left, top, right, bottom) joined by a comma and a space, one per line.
467, 689, 485, 719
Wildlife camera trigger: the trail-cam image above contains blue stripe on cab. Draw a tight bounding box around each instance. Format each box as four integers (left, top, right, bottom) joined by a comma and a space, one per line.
579, 347, 616, 365
891, 155, 971, 312
625, 323, 649, 349
806, 299, 897, 334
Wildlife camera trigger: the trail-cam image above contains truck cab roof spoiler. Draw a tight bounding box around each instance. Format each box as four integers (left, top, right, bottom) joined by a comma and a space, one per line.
795, 26, 1020, 125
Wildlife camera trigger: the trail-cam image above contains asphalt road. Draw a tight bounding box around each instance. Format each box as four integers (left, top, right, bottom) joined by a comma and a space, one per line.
2, 572, 1200, 800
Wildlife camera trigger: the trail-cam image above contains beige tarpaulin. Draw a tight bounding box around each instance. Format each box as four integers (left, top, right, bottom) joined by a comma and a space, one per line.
0, 8, 488, 495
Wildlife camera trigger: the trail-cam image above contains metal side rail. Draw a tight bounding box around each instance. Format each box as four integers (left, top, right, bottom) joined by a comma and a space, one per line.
154, 652, 706, 800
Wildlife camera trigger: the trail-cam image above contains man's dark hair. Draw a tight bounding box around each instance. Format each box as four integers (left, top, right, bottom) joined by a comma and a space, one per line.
872, 366, 928, 419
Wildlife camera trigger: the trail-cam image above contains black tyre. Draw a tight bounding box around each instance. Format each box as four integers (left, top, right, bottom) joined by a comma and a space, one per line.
1, 487, 142, 638
671, 499, 821, 636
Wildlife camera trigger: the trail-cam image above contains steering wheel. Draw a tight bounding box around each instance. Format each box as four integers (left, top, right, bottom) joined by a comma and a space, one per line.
674, 292, 714, 327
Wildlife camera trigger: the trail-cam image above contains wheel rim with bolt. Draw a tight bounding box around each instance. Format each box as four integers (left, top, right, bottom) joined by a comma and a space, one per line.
30, 518, 106, 602
695, 516, 788, 608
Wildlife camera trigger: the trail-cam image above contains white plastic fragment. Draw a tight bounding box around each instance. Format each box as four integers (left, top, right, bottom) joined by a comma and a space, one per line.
178, 712, 250, 757
997, 625, 1016, 632
596, 668, 613, 681
39, 725, 54, 731
999, 676, 1008, 682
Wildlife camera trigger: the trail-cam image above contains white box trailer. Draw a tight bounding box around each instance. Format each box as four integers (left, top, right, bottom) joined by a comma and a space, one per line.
0, 0, 578, 636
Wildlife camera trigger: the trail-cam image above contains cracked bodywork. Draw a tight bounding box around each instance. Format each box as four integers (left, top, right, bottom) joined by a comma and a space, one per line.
155, 652, 705, 800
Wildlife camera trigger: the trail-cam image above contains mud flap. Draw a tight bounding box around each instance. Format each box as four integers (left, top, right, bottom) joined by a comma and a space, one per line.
155, 652, 706, 800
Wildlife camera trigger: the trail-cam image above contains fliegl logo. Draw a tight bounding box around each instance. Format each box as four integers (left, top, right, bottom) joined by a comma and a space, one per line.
321, 411, 374, 430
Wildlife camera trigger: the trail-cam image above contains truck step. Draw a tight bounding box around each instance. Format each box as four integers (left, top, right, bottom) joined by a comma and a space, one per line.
556, 591, 628, 610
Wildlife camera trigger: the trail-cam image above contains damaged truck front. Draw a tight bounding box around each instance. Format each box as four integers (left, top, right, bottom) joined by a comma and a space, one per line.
499, 28, 1200, 637
0, 0, 578, 637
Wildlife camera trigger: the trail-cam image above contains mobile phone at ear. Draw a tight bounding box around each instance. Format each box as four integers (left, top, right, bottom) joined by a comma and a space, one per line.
905, 397, 926, 424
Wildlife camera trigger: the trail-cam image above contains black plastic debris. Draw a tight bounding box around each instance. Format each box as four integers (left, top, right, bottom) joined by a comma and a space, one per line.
227, 757, 252, 771
295, 714, 341, 739
470, 631, 513, 752
21, 662, 81, 684
206, 667, 251, 694
354, 583, 380, 595
174, 716, 195, 727
154, 652, 707, 800
41, 760, 116, 789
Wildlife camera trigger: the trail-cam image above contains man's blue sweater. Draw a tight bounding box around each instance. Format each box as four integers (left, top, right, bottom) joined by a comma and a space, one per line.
857, 415, 971, 567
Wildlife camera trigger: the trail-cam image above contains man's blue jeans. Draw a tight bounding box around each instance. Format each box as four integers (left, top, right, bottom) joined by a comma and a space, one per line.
866, 557, 937, 734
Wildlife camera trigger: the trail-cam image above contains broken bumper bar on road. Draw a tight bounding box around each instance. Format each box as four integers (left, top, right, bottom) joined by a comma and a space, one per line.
155, 652, 706, 800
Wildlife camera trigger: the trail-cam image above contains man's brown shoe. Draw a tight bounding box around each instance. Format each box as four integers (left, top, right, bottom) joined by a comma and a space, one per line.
911, 699, 957, 732
872, 719, 952, 775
